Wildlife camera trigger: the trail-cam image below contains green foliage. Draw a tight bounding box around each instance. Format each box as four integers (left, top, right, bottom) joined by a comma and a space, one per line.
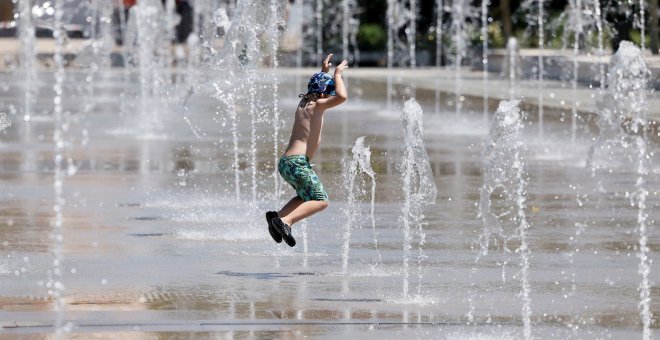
489, 24, 506, 48
630, 30, 651, 47
358, 23, 387, 51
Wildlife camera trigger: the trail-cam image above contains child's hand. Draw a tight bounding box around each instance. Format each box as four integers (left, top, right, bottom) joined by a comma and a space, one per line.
334, 59, 349, 75
322, 54, 333, 73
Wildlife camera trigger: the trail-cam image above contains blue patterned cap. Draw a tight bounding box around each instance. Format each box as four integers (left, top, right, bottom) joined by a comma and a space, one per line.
307, 72, 336, 96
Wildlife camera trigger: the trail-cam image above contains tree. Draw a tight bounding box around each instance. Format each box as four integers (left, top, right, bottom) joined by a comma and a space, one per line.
500, 0, 513, 41
0, 0, 13, 22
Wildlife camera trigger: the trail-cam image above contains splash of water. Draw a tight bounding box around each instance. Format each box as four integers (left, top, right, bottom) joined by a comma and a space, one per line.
399, 99, 437, 299
478, 100, 532, 339
0, 112, 11, 133
340, 137, 379, 274
204, 2, 276, 204
587, 41, 651, 170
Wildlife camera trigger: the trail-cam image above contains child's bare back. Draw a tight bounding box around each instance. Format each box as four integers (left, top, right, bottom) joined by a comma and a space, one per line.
284, 100, 326, 159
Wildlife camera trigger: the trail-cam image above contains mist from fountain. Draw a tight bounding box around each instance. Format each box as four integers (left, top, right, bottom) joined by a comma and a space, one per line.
477, 100, 532, 339
399, 99, 437, 299
340, 137, 379, 274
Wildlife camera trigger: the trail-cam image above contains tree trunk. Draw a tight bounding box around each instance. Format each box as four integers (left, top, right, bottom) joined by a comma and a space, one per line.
650, 0, 659, 54
500, 0, 512, 42
0, 0, 14, 22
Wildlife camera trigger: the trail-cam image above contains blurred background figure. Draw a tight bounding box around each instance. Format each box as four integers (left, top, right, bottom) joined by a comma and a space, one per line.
115, 0, 192, 44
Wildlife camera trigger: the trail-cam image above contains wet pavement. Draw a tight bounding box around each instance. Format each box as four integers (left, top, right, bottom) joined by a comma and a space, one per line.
0, 68, 659, 339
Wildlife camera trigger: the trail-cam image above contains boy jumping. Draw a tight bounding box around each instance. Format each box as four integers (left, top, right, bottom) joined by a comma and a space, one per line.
266, 54, 349, 247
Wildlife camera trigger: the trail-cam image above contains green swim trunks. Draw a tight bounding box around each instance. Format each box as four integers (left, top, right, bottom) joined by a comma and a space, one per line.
278, 155, 329, 202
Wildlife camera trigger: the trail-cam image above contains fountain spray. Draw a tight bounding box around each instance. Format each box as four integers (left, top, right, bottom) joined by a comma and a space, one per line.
588, 41, 652, 339
480, 0, 489, 122
341, 137, 379, 274
478, 100, 532, 339
269, 0, 282, 199
51, 0, 67, 336
568, 0, 584, 143
316, 0, 323, 61
640, 0, 646, 50
399, 99, 437, 299
436, 0, 444, 68
435, 0, 444, 115
538, 0, 545, 137
506, 37, 520, 99
451, 0, 467, 117
409, 0, 418, 68
386, 0, 394, 110
18, 0, 36, 123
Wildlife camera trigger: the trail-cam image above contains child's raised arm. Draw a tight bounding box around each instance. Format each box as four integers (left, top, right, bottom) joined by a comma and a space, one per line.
321, 54, 333, 73
317, 59, 349, 110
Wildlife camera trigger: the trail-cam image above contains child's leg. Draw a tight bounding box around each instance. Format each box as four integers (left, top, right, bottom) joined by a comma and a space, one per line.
280, 200, 328, 226
278, 196, 304, 217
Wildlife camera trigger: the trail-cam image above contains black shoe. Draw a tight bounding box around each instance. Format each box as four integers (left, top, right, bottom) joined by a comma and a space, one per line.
266, 211, 282, 243
271, 217, 296, 247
